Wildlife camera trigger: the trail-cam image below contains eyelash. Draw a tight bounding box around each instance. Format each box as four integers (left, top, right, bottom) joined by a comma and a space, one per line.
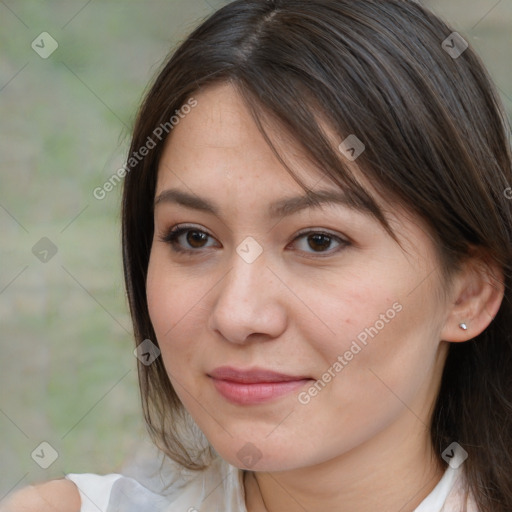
157, 224, 350, 258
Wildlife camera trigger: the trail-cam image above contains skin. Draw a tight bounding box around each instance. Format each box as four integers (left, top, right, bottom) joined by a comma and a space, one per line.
0, 480, 80, 512
146, 82, 504, 512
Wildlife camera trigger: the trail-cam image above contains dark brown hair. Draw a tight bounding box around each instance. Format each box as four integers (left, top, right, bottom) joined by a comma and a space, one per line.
121, 1, 512, 509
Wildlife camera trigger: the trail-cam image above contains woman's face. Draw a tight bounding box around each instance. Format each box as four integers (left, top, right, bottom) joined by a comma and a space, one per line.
146, 82, 452, 472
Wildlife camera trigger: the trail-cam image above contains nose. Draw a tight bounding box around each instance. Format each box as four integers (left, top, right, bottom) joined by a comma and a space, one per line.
207, 247, 288, 345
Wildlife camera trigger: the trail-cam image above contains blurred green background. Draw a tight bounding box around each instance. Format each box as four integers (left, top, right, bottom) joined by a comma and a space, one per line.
0, 0, 511, 498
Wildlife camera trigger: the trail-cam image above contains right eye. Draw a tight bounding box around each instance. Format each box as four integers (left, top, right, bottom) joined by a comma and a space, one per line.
158, 224, 219, 254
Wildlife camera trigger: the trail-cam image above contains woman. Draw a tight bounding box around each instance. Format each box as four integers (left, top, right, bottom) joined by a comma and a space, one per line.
4, 0, 511, 510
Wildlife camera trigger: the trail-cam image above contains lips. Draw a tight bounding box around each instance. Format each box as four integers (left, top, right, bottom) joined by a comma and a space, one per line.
208, 366, 311, 383
207, 366, 313, 405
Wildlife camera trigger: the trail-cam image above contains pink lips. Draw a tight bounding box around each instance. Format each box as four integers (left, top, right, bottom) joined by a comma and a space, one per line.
208, 366, 313, 405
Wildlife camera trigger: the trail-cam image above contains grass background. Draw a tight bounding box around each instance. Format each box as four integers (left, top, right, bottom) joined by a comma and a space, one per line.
0, 0, 511, 498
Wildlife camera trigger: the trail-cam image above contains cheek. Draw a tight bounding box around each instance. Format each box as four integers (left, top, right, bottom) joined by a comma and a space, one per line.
295, 256, 443, 400
289, 286, 440, 462
146, 251, 210, 374
288, 261, 400, 360
147, 250, 197, 331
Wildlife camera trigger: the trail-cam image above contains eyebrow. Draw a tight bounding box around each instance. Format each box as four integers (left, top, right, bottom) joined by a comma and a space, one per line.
153, 187, 375, 219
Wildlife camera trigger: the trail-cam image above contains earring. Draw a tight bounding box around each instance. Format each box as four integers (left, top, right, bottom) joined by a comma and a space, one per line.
459, 322, 468, 330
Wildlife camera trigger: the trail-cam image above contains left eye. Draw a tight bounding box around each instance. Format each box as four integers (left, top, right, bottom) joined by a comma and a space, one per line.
293, 231, 348, 255
159, 225, 350, 257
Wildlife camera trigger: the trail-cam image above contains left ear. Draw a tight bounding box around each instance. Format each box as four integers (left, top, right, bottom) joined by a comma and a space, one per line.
440, 250, 505, 342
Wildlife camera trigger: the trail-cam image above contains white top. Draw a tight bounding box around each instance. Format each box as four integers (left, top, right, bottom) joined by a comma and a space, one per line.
65, 454, 478, 512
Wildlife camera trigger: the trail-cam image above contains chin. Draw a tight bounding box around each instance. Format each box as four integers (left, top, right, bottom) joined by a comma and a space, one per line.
207, 435, 314, 472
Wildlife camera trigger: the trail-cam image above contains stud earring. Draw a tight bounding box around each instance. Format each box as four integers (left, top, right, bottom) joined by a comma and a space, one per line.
459, 322, 468, 330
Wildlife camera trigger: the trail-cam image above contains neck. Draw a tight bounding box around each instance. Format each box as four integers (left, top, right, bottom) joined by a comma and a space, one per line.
244, 415, 446, 512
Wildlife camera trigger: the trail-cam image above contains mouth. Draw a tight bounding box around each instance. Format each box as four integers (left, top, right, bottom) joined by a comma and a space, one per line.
207, 366, 314, 405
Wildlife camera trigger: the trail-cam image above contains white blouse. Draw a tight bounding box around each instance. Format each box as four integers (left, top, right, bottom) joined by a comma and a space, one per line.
65, 454, 478, 512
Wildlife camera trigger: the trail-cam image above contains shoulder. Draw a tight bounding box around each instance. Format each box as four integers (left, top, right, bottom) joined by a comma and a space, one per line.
1, 455, 244, 512
0, 478, 80, 512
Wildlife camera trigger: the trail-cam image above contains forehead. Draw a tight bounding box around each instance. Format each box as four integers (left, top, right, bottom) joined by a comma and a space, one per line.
168, 82, 267, 146
156, 83, 378, 218
157, 82, 357, 195
157, 83, 300, 181
155, 82, 418, 225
